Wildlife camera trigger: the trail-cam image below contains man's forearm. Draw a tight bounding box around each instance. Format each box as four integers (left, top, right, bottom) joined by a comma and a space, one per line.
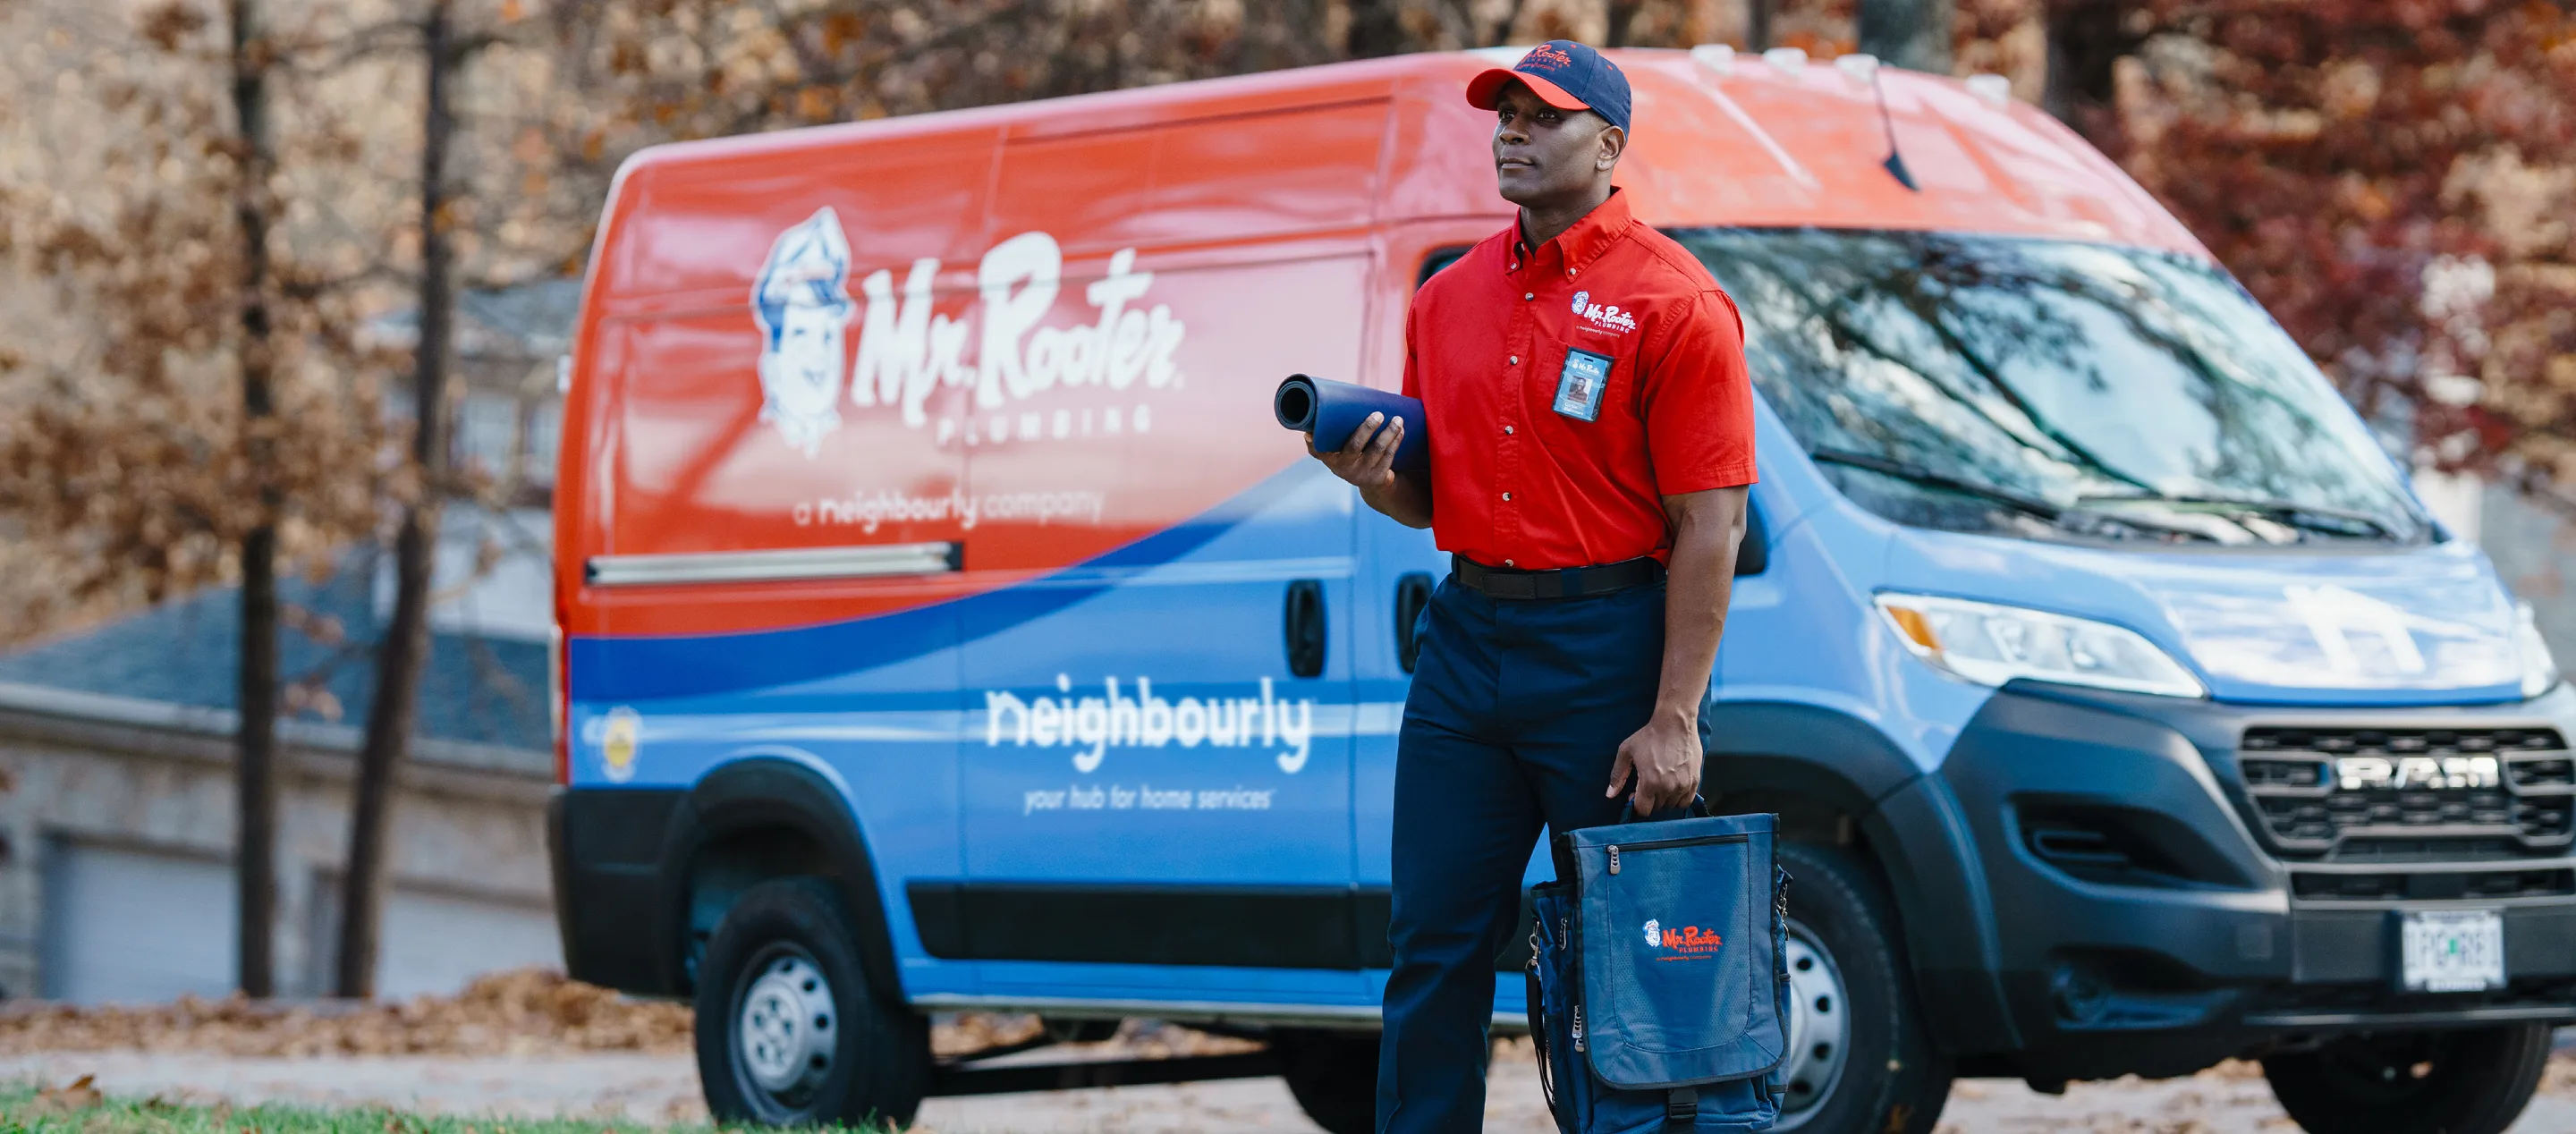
1363, 470, 1435, 529
1655, 490, 1747, 720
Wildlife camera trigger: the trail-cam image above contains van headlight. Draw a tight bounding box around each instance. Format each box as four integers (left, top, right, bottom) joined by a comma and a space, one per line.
1874, 592, 2207, 698
2518, 601, 2561, 698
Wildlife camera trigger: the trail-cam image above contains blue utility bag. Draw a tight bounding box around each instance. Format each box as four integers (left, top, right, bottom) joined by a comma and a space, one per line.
1526, 806, 1790, 1134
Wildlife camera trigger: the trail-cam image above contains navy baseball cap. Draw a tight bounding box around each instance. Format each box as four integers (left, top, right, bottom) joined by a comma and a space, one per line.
1465, 40, 1632, 134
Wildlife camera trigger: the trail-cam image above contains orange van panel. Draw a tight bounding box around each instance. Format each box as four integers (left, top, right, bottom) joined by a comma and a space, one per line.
560, 49, 2206, 639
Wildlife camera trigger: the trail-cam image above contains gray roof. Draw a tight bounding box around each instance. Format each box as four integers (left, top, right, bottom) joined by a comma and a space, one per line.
367, 278, 585, 363
0, 548, 549, 766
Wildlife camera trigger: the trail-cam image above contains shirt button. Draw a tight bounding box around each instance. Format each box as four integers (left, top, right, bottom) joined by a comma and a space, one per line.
1523, 292, 1534, 300
1570, 268, 1580, 277
1504, 426, 1514, 436
1509, 355, 1519, 365
1504, 559, 1515, 567
1502, 492, 1512, 502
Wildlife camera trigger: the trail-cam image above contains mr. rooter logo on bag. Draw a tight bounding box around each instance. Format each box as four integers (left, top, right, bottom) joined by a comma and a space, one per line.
1642, 918, 1724, 961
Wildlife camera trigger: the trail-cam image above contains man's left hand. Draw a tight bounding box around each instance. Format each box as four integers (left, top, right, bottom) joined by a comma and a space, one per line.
1608, 710, 1701, 816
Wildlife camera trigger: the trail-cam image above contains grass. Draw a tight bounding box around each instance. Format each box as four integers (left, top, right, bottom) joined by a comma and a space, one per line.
0, 1084, 910, 1134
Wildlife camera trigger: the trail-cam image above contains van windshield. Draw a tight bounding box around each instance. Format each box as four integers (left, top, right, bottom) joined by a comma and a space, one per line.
1670, 228, 2432, 546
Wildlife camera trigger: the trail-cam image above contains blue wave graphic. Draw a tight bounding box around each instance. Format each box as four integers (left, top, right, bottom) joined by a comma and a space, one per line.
570, 463, 1317, 701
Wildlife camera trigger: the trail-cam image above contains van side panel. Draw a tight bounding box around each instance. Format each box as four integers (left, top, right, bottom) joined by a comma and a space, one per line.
563, 127, 1008, 1001
565, 97, 1402, 1007
949, 105, 1385, 1005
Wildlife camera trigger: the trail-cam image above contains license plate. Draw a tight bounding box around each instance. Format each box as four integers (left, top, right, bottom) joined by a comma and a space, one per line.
2399, 909, 2505, 993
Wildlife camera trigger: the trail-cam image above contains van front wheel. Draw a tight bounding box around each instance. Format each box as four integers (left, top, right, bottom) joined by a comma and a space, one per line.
2261, 1024, 2549, 1134
1771, 842, 1953, 1134
695, 877, 930, 1129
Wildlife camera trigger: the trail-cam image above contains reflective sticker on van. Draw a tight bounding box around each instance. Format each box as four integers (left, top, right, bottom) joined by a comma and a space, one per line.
598, 706, 642, 783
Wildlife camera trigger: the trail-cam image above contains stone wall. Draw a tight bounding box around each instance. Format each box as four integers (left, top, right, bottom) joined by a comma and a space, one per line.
0, 682, 553, 1001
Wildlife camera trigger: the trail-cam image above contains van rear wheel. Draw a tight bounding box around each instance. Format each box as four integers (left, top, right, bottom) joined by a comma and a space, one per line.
1771, 842, 1953, 1134
2261, 1024, 2549, 1134
695, 877, 930, 1129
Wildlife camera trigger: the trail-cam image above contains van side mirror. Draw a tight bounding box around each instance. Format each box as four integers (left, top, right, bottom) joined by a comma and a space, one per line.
1736, 499, 1769, 577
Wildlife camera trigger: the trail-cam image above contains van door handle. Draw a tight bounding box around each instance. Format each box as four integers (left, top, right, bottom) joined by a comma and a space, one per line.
1393, 572, 1434, 673
1284, 580, 1326, 678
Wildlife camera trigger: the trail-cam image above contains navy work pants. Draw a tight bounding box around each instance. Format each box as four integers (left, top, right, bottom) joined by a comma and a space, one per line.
1376, 576, 1669, 1134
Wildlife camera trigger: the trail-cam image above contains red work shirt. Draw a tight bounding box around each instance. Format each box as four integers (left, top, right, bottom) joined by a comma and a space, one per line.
1402, 190, 1758, 570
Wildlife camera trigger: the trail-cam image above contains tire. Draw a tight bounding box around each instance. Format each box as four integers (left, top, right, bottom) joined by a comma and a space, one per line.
1274, 1028, 1381, 1134
1770, 842, 1953, 1134
694, 876, 931, 1129
2262, 1024, 2550, 1134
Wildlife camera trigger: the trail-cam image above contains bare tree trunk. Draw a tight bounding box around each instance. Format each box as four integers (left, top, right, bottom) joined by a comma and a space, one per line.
229, 0, 281, 1002
1859, 0, 1953, 72
1605, 0, 1640, 47
336, 0, 457, 999
1345, 0, 1402, 57
2043, 0, 2132, 136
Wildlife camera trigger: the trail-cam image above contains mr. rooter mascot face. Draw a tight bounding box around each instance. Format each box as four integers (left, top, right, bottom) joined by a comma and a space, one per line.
752, 207, 855, 456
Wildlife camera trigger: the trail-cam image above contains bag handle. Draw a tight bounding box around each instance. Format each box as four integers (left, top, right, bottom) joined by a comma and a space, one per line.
1618, 794, 1712, 824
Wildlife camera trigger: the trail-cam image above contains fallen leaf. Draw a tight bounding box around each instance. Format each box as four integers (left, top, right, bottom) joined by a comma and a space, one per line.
31, 1072, 103, 1114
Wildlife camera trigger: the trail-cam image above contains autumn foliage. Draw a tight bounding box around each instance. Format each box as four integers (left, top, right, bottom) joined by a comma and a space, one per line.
8, 0, 2571, 648
2108, 0, 2576, 503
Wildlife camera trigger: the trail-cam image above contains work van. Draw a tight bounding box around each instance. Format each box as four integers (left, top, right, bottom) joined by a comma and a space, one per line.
549, 45, 2576, 1134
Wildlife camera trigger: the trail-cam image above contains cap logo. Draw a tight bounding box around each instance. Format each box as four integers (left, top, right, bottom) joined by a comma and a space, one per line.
1521, 44, 1574, 72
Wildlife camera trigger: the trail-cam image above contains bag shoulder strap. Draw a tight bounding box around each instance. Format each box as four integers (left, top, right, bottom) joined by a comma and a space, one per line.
1525, 952, 1561, 1124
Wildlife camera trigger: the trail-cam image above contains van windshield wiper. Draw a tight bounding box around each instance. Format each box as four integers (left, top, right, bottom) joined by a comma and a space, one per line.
1814, 448, 2216, 542
1809, 448, 2063, 521
2074, 492, 2403, 541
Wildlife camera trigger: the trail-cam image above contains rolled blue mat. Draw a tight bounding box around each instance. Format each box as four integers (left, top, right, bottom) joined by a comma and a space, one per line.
1275, 374, 1429, 472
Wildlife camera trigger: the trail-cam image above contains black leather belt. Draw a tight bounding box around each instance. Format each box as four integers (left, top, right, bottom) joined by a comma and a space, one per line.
1450, 554, 1664, 600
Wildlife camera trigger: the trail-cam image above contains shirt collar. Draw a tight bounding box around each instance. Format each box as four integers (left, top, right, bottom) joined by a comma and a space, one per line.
1510, 187, 1634, 277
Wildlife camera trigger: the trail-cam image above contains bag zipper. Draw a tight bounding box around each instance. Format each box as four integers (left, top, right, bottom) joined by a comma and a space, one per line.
1604, 831, 1749, 875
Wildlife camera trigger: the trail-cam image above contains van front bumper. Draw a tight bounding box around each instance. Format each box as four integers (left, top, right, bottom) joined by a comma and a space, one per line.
1922, 681, 2576, 1081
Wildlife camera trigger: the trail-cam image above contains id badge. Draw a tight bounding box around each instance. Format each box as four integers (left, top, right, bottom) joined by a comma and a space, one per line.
1553, 348, 1613, 422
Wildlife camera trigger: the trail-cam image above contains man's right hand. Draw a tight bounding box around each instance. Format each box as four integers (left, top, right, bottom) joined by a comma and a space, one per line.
1305, 412, 1433, 529
1305, 411, 1404, 493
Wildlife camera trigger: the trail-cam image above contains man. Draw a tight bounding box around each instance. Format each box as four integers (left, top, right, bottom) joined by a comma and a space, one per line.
1304, 40, 1757, 1134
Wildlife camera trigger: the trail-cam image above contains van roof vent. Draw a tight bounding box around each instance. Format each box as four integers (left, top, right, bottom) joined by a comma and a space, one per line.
1690, 44, 1736, 76
1968, 73, 2012, 107
1762, 47, 1809, 73
1835, 54, 1880, 87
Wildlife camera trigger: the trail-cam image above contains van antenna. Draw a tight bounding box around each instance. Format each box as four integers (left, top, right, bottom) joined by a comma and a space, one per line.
1871, 68, 1919, 192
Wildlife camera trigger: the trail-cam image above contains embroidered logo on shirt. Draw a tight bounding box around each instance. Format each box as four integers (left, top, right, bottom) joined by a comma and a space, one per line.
1575, 299, 1639, 334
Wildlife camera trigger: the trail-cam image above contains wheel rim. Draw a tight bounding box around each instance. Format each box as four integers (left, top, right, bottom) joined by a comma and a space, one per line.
1773, 918, 1851, 1128
732, 946, 836, 1113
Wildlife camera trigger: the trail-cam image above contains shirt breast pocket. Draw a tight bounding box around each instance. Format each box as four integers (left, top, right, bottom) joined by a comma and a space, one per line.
1548, 333, 1640, 424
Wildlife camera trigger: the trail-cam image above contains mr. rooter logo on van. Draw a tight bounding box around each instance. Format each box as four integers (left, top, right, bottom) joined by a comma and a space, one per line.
751, 207, 1188, 457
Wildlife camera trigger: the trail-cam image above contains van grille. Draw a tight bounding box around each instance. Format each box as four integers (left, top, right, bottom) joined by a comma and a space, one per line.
2238, 727, 2575, 859
2291, 868, 2576, 901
